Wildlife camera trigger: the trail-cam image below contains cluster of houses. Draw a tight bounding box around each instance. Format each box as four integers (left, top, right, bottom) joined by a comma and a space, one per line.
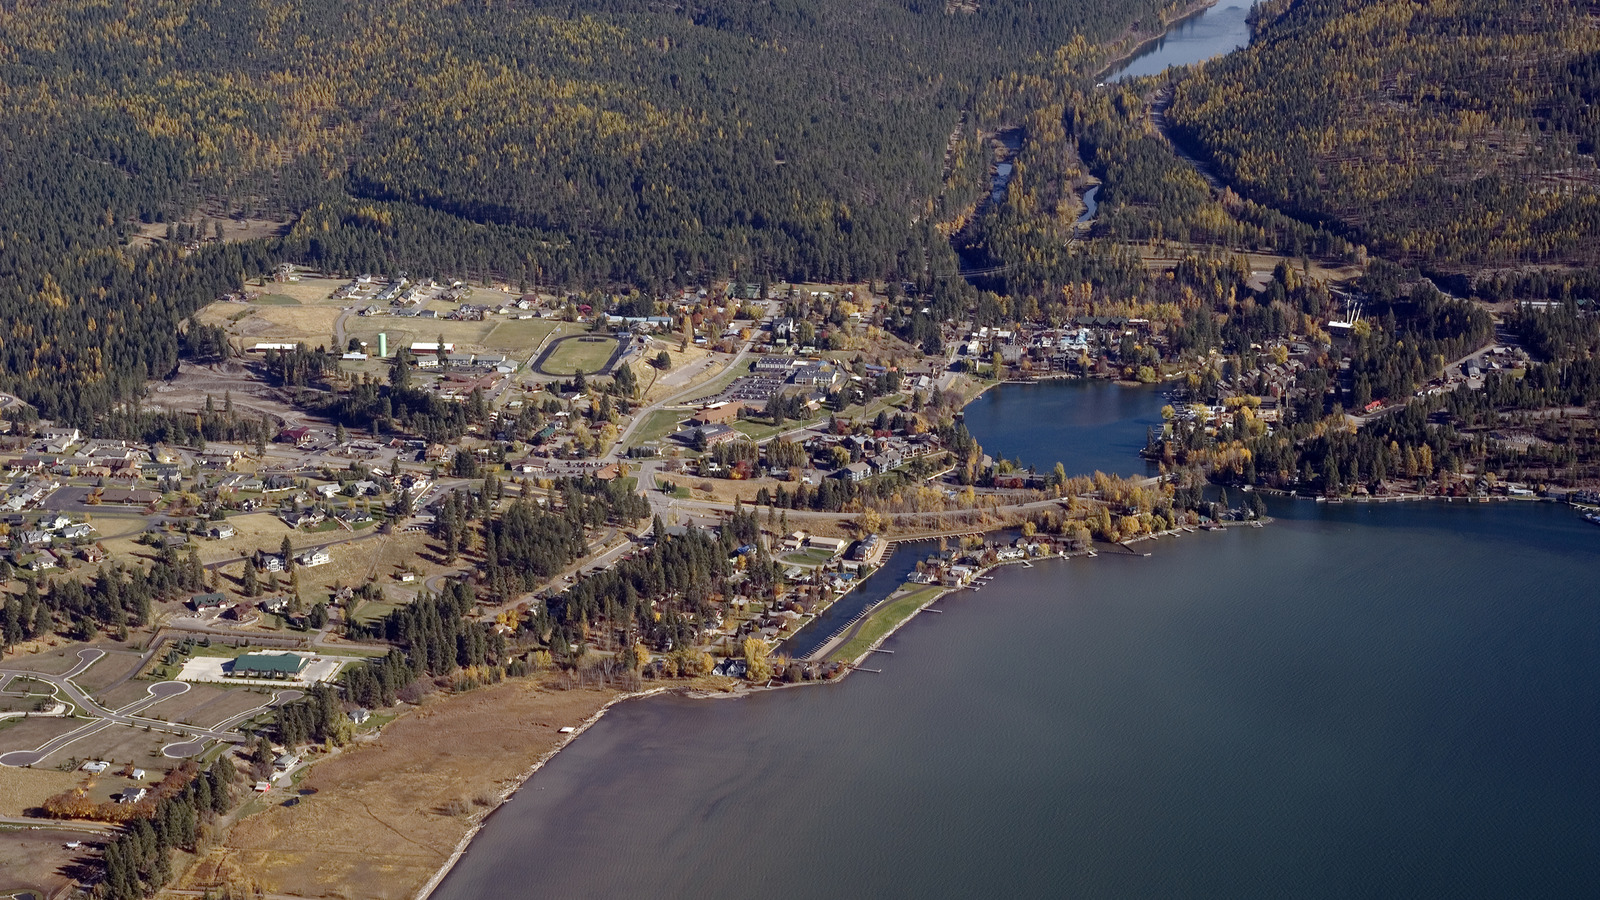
5, 511, 99, 571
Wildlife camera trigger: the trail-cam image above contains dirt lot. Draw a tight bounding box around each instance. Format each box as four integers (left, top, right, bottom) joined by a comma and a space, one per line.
183, 680, 620, 900
0, 825, 104, 897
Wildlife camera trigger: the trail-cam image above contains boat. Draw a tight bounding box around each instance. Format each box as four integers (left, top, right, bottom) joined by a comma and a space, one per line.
1584, 512, 1600, 527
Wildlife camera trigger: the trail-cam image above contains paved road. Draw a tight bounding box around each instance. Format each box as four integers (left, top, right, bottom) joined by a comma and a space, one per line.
0, 649, 302, 767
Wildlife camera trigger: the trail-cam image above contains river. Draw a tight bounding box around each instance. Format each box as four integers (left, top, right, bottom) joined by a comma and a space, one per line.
1105, 2, 1257, 82
431, 380, 1600, 899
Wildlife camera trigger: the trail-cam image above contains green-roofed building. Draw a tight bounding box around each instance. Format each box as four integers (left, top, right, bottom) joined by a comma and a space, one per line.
230, 652, 308, 679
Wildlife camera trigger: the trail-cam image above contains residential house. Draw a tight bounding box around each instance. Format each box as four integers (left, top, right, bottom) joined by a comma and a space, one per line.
298, 547, 332, 567
190, 592, 228, 611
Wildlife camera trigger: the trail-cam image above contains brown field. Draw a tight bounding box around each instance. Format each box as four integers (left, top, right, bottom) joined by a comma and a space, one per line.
0, 764, 85, 815
0, 716, 81, 755
136, 679, 233, 720
229, 305, 344, 346
0, 648, 86, 675
41, 722, 190, 776
94, 681, 162, 712
174, 687, 277, 730
72, 651, 145, 694
183, 680, 620, 900
0, 825, 104, 897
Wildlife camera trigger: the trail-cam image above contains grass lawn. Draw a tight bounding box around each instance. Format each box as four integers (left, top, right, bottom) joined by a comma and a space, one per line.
484, 318, 559, 355
626, 409, 689, 448
541, 336, 619, 375
350, 600, 400, 625
730, 419, 799, 442
828, 584, 945, 664
782, 547, 836, 567
651, 476, 691, 499
253, 293, 301, 306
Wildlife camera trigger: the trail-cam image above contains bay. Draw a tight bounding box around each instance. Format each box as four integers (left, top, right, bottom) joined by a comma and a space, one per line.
432, 499, 1600, 899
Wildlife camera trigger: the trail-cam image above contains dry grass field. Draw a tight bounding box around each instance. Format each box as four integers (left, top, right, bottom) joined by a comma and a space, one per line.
183, 680, 620, 900
71, 651, 145, 694
0, 716, 81, 755
0, 765, 84, 815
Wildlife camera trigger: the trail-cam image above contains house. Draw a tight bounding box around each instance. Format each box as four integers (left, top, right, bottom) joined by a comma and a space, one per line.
281, 509, 326, 529
298, 547, 332, 567
26, 550, 58, 571
315, 483, 341, 498
37, 513, 72, 532
60, 523, 94, 540
130, 768, 146, 781
259, 554, 286, 572
276, 426, 314, 447
21, 530, 50, 546
118, 788, 148, 804
209, 523, 236, 539
349, 708, 371, 725
190, 592, 228, 611
81, 760, 109, 774
273, 753, 301, 772
80, 545, 108, 563
230, 652, 308, 679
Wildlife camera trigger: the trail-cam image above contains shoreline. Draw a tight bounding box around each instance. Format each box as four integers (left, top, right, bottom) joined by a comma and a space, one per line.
1092, 0, 1227, 82
414, 685, 672, 900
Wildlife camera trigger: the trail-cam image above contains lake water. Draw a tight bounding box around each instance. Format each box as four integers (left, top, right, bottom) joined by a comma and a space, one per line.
1106, 2, 1256, 82
433, 498, 1600, 900
961, 379, 1168, 477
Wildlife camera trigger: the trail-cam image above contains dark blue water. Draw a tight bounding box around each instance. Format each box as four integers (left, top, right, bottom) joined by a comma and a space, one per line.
961, 379, 1168, 477
1107, 2, 1256, 82
432, 498, 1600, 899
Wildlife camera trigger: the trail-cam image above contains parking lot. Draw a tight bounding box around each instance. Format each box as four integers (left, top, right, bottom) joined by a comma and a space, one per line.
176, 653, 351, 686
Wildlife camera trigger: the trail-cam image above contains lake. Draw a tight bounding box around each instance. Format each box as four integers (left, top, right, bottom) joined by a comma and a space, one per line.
1106, 2, 1256, 82
432, 379, 1600, 899
432, 498, 1600, 899
961, 379, 1168, 477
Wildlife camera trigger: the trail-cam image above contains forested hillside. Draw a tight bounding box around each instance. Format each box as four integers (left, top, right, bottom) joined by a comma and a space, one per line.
1167, 0, 1600, 271
0, 0, 1167, 422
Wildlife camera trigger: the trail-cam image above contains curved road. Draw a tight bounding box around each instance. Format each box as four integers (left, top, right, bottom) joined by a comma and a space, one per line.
0, 649, 302, 767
